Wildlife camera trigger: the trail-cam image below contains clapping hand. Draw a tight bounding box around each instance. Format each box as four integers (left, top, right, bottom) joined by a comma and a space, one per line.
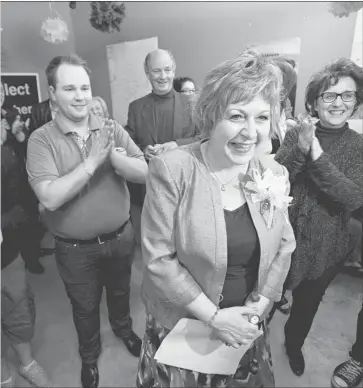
153, 141, 178, 155
296, 114, 316, 155
85, 122, 114, 174
11, 115, 25, 135
144, 145, 158, 161
310, 135, 323, 161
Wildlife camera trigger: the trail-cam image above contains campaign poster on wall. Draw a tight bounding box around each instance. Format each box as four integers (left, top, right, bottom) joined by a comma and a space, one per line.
1, 73, 41, 121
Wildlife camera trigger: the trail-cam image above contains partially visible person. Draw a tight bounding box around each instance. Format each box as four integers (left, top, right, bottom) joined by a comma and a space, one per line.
331, 301, 363, 388
28, 98, 56, 135
137, 50, 296, 387
1, 125, 51, 388
89, 96, 109, 120
173, 76, 196, 96
270, 57, 298, 154
126, 49, 199, 162
344, 218, 363, 273
1, 84, 48, 274
27, 54, 147, 388
275, 58, 363, 377
125, 49, 200, 228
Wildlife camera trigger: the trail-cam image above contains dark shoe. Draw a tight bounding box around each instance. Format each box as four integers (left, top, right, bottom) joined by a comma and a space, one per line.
284, 323, 305, 376
331, 358, 363, 388
81, 363, 99, 388
39, 248, 55, 257
121, 331, 142, 357
26, 261, 45, 274
285, 344, 305, 376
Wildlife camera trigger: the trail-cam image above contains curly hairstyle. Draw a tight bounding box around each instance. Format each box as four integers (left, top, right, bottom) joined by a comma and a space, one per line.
305, 58, 363, 117
194, 49, 283, 139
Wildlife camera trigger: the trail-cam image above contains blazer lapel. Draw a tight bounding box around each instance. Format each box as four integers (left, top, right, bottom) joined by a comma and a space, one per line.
241, 157, 270, 261
141, 96, 158, 144
242, 168, 270, 290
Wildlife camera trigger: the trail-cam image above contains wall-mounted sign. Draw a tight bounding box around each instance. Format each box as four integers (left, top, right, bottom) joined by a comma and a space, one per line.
1, 73, 41, 120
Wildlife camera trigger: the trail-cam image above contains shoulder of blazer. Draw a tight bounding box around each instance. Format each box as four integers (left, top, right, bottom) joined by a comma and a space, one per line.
129, 93, 153, 110
156, 144, 198, 185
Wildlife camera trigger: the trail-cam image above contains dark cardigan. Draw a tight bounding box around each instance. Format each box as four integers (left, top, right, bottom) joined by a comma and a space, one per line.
275, 122, 363, 289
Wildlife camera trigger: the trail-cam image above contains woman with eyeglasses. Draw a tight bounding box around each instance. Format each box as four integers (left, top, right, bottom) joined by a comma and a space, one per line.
173, 76, 196, 95
275, 58, 363, 379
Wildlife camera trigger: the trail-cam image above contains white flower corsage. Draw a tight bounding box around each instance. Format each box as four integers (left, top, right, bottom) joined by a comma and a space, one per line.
243, 168, 293, 228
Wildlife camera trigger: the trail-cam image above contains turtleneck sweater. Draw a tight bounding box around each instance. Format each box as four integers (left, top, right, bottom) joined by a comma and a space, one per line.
150, 89, 175, 144
315, 120, 348, 151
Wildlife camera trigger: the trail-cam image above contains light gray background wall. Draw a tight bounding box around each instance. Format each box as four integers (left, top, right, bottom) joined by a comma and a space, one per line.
2, 2, 357, 116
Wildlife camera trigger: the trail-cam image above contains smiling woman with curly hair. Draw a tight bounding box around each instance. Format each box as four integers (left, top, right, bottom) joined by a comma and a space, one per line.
136, 50, 296, 388
275, 57, 363, 378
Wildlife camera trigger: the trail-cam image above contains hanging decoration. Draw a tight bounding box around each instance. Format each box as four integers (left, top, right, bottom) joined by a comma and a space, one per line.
40, 2, 69, 44
327, 2, 363, 18
89, 2, 126, 33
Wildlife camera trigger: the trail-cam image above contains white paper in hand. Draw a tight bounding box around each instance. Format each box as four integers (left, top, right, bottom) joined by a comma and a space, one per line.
154, 318, 263, 375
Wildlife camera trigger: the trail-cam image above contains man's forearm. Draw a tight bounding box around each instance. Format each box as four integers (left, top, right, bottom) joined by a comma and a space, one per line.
111, 153, 148, 184
35, 161, 93, 211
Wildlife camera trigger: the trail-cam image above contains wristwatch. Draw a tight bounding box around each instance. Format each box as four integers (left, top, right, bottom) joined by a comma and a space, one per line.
249, 314, 260, 325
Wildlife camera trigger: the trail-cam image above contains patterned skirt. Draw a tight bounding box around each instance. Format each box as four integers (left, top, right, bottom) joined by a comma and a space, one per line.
136, 314, 275, 388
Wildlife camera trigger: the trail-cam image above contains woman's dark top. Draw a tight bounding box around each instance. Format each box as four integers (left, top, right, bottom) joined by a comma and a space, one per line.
275, 120, 363, 288
315, 121, 348, 150
219, 203, 260, 309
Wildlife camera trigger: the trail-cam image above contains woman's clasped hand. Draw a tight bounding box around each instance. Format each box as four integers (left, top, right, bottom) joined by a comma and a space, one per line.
209, 306, 259, 349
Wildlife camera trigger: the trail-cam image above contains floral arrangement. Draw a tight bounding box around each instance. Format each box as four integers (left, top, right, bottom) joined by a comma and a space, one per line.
89, 1, 126, 33
243, 168, 293, 228
327, 2, 363, 18
41, 16, 69, 44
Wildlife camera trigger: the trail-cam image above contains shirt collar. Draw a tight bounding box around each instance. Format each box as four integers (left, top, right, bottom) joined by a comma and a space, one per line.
55, 111, 100, 135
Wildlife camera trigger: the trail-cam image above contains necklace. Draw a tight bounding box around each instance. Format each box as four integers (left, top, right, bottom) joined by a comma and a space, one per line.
202, 145, 240, 191
210, 169, 239, 191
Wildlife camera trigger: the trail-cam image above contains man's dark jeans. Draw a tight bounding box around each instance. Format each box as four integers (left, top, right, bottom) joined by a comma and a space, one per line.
55, 219, 135, 364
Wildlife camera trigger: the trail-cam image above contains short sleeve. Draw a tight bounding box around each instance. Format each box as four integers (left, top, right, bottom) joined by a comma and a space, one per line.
114, 122, 144, 159
26, 131, 60, 188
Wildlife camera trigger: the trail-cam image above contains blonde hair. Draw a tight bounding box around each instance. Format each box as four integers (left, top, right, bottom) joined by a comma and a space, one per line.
194, 49, 283, 139
91, 96, 109, 119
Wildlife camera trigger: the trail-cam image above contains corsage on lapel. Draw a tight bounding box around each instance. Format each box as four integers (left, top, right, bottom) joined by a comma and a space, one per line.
242, 166, 292, 228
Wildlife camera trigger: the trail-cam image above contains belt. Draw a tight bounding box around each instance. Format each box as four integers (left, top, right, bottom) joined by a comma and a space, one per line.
54, 220, 129, 246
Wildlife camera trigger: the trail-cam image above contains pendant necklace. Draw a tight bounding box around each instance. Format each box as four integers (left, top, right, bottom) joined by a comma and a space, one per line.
203, 150, 240, 191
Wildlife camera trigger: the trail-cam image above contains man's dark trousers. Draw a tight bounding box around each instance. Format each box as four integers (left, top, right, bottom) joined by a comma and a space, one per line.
55, 219, 135, 364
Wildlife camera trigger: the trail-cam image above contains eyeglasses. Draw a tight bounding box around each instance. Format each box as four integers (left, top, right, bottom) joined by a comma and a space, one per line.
320, 91, 356, 103
181, 89, 195, 95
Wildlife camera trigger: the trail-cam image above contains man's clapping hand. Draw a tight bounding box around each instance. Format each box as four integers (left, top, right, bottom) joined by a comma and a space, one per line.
85, 122, 114, 174
153, 141, 178, 154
